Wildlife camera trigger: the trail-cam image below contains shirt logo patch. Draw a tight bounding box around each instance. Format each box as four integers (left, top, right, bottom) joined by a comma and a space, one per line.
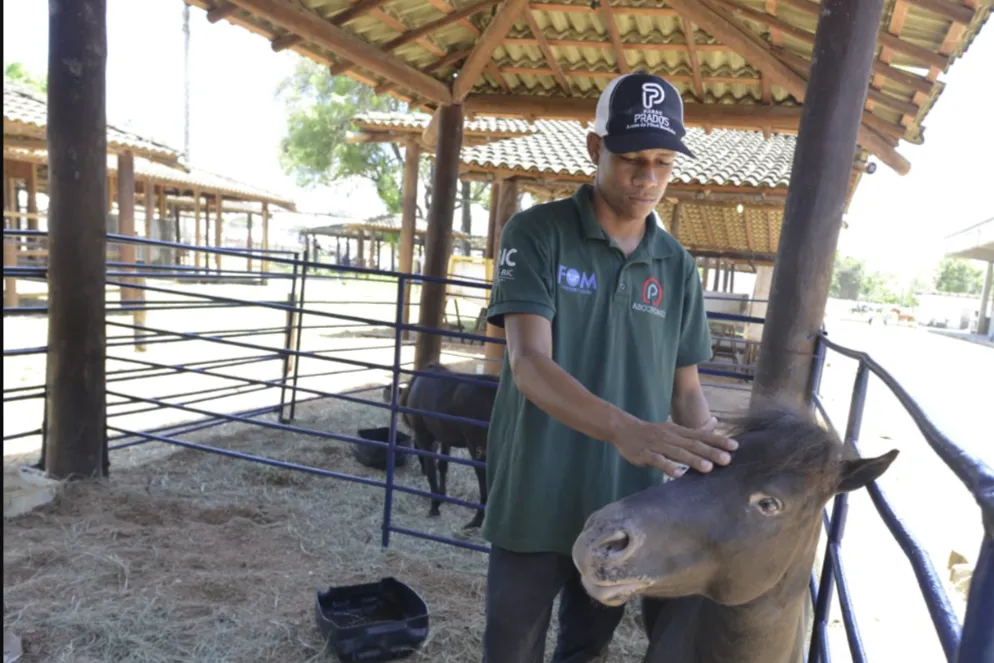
633, 276, 666, 318
557, 264, 597, 295
496, 247, 517, 281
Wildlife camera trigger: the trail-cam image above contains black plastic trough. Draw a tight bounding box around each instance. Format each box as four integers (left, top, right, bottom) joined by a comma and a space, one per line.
314, 577, 430, 661
351, 427, 413, 471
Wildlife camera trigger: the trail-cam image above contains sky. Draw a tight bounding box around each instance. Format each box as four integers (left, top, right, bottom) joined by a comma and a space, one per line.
3, 0, 992, 277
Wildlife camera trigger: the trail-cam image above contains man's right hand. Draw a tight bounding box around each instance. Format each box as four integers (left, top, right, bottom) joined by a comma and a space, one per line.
610, 419, 737, 478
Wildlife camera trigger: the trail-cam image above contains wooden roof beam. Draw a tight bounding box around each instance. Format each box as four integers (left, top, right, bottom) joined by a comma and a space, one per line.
330, 0, 499, 77
757, 0, 949, 69
375, 48, 470, 95
452, 0, 531, 101
523, 9, 571, 94
463, 94, 805, 129
331, 0, 394, 26
670, 0, 910, 174
682, 18, 706, 101
531, 3, 678, 16
714, 0, 939, 89
271, 33, 302, 51
773, 45, 921, 120
207, 2, 238, 23
908, 0, 976, 25
225, 0, 451, 104
600, 1, 630, 74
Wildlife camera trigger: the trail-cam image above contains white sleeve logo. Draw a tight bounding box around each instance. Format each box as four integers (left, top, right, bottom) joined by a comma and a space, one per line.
499, 248, 517, 267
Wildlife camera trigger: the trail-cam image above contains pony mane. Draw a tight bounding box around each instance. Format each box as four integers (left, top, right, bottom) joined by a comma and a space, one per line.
714, 399, 846, 485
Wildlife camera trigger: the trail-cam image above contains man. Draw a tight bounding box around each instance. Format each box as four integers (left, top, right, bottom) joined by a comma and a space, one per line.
481, 72, 739, 662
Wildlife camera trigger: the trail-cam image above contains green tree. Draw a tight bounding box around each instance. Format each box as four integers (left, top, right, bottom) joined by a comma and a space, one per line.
934, 258, 983, 294
4, 61, 47, 93
276, 59, 488, 218
830, 252, 866, 300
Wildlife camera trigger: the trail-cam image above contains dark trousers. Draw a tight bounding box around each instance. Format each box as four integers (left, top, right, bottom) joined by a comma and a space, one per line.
482, 545, 664, 663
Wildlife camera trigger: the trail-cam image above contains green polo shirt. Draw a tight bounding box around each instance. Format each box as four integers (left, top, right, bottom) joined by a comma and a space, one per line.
483, 183, 713, 555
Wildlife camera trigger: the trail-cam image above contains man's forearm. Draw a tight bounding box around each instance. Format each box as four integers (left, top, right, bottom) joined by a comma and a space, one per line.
509, 352, 641, 445
671, 382, 712, 429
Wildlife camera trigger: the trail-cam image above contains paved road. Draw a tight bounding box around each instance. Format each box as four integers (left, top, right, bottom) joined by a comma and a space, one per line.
824, 319, 992, 462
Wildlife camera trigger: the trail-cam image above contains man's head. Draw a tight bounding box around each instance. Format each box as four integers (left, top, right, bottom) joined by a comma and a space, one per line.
587, 73, 693, 222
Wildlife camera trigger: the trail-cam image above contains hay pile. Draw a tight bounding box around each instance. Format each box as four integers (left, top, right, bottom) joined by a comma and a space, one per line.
3, 394, 650, 662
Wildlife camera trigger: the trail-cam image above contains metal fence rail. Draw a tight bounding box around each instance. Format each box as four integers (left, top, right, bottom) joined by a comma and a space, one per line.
808, 332, 993, 663
6, 229, 988, 661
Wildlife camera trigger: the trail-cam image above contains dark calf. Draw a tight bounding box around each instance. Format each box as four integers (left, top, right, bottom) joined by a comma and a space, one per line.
382, 363, 498, 529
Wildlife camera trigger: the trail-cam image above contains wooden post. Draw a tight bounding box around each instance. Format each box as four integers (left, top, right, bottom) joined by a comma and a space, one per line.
482, 177, 519, 374
117, 152, 136, 284
261, 201, 270, 277
399, 139, 419, 340
752, 0, 886, 409
194, 189, 202, 269
246, 212, 254, 272
978, 261, 993, 336
214, 192, 223, 271
669, 202, 681, 242
3, 162, 17, 309
117, 152, 145, 351
413, 103, 464, 369
484, 181, 501, 260
144, 178, 154, 240
45, 0, 108, 479
27, 165, 38, 231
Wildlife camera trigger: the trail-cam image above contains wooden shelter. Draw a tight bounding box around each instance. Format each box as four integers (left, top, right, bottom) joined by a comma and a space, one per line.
38, 0, 991, 479
350, 111, 870, 265
302, 211, 482, 270
3, 81, 297, 306
190, 0, 992, 383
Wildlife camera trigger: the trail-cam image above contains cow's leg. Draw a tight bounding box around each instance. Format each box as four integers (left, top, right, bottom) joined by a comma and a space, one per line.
437, 442, 450, 512
415, 432, 442, 517
464, 441, 487, 529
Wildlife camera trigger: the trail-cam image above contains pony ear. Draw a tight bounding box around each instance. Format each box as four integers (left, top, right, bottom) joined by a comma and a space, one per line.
836, 449, 899, 493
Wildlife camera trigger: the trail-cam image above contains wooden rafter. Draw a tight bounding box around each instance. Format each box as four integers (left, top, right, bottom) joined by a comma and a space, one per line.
207, 2, 237, 23
523, 9, 571, 94
452, 0, 530, 101
224, 0, 451, 103
504, 37, 730, 52
494, 65, 768, 86
682, 18, 705, 101
463, 93, 806, 130
599, 1, 630, 74
667, 0, 910, 174
375, 48, 470, 95
329, 0, 499, 77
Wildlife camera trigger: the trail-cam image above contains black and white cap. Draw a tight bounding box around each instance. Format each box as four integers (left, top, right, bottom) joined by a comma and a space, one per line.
592, 72, 694, 158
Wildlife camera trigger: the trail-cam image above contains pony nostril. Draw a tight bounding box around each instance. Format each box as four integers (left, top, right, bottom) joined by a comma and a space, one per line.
597, 529, 633, 559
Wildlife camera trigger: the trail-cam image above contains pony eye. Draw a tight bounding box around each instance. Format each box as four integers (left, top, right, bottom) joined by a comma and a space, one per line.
749, 493, 783, 515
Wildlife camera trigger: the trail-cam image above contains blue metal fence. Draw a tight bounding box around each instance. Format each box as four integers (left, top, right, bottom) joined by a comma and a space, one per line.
808, 332, 993, 663
3, 228, 990, 661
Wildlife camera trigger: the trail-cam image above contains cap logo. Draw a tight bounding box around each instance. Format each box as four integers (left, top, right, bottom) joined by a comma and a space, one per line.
642, 82, 666, 109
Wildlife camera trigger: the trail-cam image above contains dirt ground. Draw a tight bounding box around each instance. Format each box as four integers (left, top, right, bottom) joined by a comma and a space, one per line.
3, 393, 659, 663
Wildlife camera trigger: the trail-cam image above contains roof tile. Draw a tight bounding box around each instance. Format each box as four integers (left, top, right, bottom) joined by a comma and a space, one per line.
3, 81, 182, 162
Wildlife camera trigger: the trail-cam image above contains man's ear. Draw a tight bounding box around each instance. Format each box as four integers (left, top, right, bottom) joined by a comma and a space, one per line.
586, 133, 601, 165
836, 449, 899, 493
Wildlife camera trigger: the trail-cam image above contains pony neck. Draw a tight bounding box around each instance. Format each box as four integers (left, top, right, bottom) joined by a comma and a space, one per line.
693, 542, 817, 663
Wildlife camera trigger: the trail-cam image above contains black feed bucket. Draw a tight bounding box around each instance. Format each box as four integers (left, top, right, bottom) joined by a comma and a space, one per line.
314, 577, 430, 661
351, 427, 414, 471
